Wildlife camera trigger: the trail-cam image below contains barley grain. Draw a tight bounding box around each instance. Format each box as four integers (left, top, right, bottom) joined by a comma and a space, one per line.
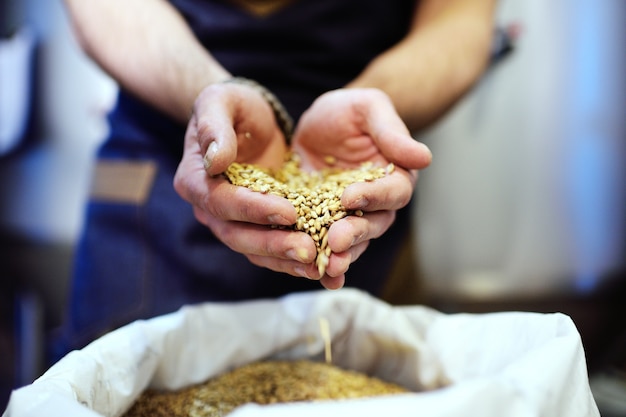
123, 360, 408, 417
224, 153, 387, 276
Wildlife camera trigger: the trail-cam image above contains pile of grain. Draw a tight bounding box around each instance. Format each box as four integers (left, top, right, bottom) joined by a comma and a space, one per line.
123, 360, 409, 417
224, 153, 393, 275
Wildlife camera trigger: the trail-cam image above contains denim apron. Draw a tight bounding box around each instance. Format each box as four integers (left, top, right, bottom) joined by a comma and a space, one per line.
51, 0, 417, 362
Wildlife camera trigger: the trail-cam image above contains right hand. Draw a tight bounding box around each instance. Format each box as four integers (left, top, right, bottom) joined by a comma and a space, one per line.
173, 81, 319, 278
290, 88, 432, 289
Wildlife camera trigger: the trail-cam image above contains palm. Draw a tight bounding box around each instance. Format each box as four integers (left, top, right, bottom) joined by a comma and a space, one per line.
291, 89, 391, 171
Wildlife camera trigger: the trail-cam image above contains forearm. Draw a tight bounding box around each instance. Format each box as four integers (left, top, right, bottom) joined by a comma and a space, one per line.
347, 0, 496, 132
64, 0, 230, 123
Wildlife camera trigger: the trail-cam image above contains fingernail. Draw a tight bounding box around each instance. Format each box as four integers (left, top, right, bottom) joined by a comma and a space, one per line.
287, 247, 309, 262
268, 213, 291, 226
203, 141, 218, 171
351, 196, 369, 209
294, 266, 312, 279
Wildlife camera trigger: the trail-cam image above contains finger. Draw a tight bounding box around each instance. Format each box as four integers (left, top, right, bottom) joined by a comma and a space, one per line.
360, 90, 432, 170
173, 129, 214, 206
373, 128, 432, 171
202, 217, 317, 262
192, 91, 239, 176
341, 170, 416, 212
248, 253, 321, 279
190, 183, 296, 228
326, 211, 394, 253
324, 240, 370, 278
320, 274, 346, 290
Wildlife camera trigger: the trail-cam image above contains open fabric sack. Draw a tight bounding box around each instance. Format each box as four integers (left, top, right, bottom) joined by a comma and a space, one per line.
3, 288, 599, 417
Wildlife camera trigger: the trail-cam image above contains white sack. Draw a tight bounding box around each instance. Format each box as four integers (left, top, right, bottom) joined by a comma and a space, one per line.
3, 288, 599, 417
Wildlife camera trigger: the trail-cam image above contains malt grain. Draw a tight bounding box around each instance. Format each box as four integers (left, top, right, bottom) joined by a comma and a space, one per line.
224, 153, 389, 275
123, 360, 409, 417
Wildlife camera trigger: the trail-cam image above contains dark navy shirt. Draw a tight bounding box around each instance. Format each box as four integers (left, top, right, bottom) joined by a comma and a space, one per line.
105, 0, 416, 156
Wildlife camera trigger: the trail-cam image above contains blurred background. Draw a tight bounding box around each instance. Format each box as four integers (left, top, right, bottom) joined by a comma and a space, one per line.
1, 0, 624, 414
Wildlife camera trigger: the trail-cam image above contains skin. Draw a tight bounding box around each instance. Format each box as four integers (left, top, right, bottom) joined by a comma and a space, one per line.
64, 0, 497, 290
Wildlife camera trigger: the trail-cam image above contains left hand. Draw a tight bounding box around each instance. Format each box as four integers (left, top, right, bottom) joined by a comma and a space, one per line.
291, 88, 432, 290
174, 82, 320, 280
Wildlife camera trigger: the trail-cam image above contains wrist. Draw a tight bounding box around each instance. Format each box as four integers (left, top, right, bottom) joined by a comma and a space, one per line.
221, 77, 293, 143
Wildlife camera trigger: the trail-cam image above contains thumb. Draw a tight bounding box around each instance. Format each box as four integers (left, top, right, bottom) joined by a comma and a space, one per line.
377, 128, 432, 170
194, 102, 238, 176
366, 101, 432, 170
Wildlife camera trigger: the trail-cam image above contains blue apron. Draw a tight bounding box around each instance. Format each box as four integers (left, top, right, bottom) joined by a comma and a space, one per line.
51, 0, 417, 362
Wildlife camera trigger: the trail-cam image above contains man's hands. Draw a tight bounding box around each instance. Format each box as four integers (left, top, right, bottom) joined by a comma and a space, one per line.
291, 88, 432, 289
174, 86, 431, 290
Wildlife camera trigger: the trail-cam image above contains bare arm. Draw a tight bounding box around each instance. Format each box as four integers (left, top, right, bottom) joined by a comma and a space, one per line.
347, 0, 497, 132
64, 0, 231, 123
